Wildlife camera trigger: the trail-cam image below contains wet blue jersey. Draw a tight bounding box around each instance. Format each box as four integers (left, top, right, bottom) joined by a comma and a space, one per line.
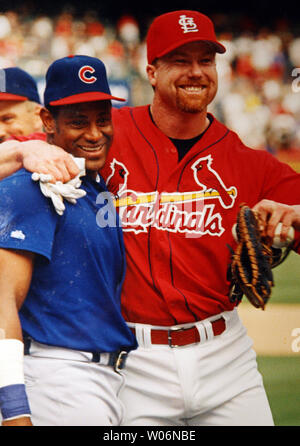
0, 168, 137, 353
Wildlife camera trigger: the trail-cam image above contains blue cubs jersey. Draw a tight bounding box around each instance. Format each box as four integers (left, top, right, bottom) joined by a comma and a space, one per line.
0, 168, 137, 353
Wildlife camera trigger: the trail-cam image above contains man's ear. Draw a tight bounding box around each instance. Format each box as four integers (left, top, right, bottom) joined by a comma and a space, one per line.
32, 104, 43, 132
146, 64, 157, 88
40, 107, 56, 134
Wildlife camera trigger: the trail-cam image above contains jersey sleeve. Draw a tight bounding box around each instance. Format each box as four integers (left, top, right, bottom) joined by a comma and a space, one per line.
256, 151, 300, 254
0, 170, 59, 260
252, 150, 300, 204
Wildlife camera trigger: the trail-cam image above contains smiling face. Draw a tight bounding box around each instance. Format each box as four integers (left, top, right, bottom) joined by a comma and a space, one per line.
41, 101, 113, 174
147, 41, 218, 115
0, 100, 42, 142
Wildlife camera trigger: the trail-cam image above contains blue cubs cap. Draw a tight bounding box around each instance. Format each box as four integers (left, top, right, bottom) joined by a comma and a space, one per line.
0, 67, 41, 103
44, 55, 125, 106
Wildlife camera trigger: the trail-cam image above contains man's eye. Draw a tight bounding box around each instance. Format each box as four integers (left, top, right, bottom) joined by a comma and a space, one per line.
2, 116, 14, 123
201, 58, 214, 65
70, 120, 85, 127
97, 118, 110, 126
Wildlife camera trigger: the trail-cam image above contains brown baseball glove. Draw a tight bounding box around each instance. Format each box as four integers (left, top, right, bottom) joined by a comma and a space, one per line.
227, 204, 291, 310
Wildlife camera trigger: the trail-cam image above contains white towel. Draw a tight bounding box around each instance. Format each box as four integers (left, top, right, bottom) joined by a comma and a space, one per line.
31, 157, 86, 215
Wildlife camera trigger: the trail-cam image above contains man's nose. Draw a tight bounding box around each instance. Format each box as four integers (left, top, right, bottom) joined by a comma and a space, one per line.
188, 61, 204, 77
0, 123, 7, 141
84, 123, 103, 141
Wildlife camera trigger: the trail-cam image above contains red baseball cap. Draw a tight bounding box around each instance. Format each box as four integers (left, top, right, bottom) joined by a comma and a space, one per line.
146, 10, 226, 64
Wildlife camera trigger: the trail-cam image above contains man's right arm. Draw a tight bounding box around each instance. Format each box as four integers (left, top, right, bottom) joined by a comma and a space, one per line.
0, 140, 79, 183
0, 248, 35, 426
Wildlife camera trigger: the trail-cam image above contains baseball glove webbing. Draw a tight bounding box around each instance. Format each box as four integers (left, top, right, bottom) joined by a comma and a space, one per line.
227, 204, 292, 310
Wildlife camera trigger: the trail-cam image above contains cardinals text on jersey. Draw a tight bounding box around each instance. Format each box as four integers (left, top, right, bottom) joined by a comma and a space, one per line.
106, 156, 237, 237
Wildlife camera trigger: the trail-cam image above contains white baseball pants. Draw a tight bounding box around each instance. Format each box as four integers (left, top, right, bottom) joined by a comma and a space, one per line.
119, 309, 274, 426
23, 342, 125, 426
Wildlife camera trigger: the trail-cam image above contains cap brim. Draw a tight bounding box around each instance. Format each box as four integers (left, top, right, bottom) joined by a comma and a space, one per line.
152, 37, 226, 62
0, 92, 28, 101
49, 91, 126, 106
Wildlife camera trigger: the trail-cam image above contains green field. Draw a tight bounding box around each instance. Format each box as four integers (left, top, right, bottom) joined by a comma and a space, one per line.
256, 251, 300, 426
271, 251, 300, 304
257, 356, 300, 426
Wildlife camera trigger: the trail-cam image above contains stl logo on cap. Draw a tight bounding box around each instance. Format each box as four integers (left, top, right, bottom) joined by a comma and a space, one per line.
78, 65, 97, 84
178, 14, 199, 34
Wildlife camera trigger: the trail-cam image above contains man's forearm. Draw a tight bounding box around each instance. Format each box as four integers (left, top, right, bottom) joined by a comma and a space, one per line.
0, 249, 34, 426
0, 141, 23, 180
0, 301, 31, 425
0, 139, 79, 183
291, 205, 300, 231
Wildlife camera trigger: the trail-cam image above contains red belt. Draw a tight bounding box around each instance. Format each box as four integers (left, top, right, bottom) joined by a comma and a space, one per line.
130, 317, 226, 348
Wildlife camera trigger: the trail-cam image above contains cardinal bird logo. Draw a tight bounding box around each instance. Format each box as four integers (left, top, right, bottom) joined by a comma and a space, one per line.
104, 155, 237, 236
191, 155, 236, 208
105, 159, 129, 197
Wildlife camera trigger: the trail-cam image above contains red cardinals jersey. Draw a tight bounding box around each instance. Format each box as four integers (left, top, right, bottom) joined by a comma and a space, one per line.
101, 106, 300, 325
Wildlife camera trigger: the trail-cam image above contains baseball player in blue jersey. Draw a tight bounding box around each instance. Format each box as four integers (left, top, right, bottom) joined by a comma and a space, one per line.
0, 55, 137, 426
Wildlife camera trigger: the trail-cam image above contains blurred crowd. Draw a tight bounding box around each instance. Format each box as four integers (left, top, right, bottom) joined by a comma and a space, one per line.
0, 8, 299, 163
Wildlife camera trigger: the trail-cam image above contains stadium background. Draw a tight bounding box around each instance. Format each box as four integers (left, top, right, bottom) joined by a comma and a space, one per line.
0, 0, 299, 426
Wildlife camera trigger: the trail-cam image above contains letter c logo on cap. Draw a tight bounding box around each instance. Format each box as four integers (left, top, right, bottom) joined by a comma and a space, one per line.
78, 65, 97, 84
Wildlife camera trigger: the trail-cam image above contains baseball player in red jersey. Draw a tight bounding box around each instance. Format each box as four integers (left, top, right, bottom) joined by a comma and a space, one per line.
100, 10, 300, 426
3, 11, 300, 426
